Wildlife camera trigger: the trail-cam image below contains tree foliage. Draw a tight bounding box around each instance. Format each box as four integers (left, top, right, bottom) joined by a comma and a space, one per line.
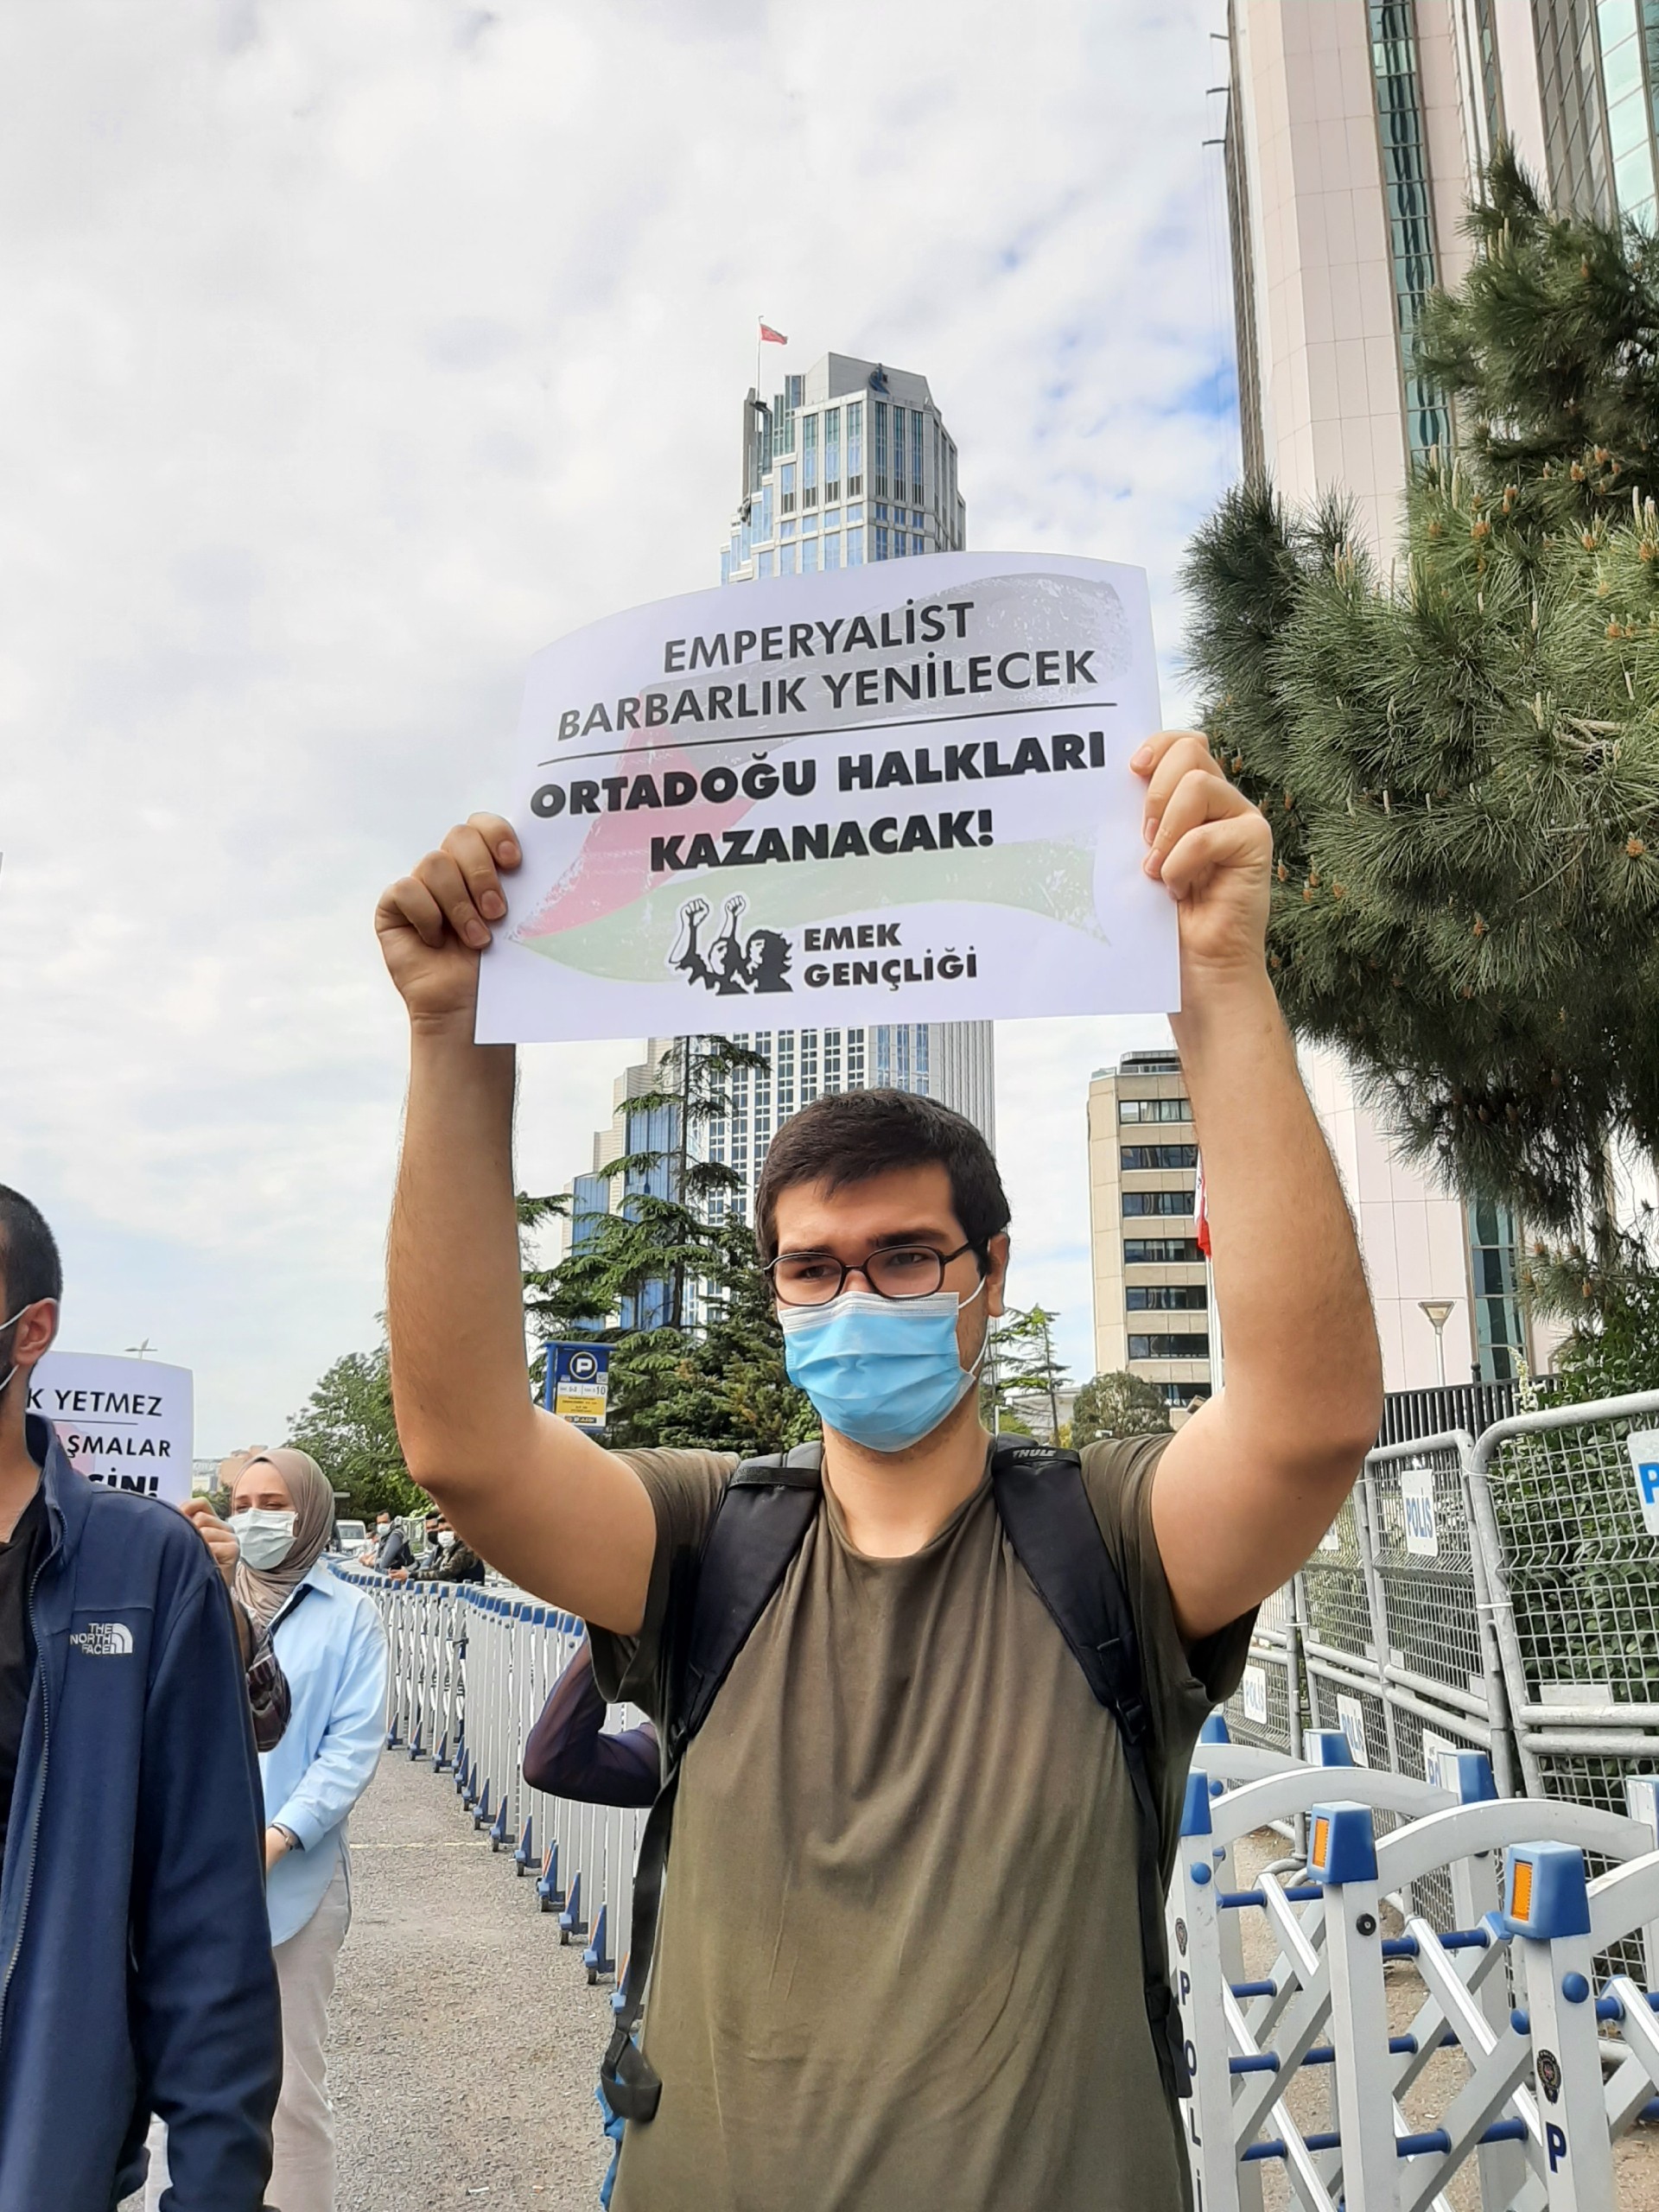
1524, 1211, 1659, 1398
985, 1304, 1071, 1440
289, 1342, 423, 1518
1184, 149, 1659, 1244
1071, 1370, 1173, 1446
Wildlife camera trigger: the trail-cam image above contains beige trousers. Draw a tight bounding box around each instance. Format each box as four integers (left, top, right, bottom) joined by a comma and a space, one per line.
143, 1851, 352, 2212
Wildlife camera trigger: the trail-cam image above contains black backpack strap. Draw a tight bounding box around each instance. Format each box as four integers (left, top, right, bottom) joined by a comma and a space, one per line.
989, 1435, 1192, 2104
602, 1444, 823, 2121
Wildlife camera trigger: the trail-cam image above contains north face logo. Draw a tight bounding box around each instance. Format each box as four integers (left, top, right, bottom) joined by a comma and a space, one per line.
70, 1622, 134, 1657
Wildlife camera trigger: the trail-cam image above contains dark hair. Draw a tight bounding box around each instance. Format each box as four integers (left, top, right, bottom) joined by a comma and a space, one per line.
754, 1090, 1009, 1263
0, 1187, 62, 1318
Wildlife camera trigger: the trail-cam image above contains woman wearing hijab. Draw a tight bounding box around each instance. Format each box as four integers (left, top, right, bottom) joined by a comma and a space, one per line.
229, 1446, 387, 2212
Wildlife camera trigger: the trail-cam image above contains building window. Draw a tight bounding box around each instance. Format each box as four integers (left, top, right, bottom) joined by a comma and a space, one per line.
802, 537, 818, 572
912, 410, 925, 505
824, 407, 841, 502
803, 413, 818, 505
803, 514, 818, 535
780, 461, 796, 516
1123, 1236, 1203, 1263
823, 531, 841, 569
1126, 1285, 1209, 1311
779, 543, 797, 575
1120, 1144, 1198, 1171
757, 550, 774, 578
1370, 1, 1448, 456
874, 401, 888, 497
874, 524, 888, 561
780, 520, 797, 539
760, 484, 773, 540
1597, 0, 1659, 221
1466, 1196, 1527, 1380
847, 400, 862, 495
912, 535, 925, 556
1119, 1097, 1192, 1122
1122, 1191, 1192, 1217
1128, 1332, 1211, 1362
847, 502, 863, 524
847, 527, 864, 565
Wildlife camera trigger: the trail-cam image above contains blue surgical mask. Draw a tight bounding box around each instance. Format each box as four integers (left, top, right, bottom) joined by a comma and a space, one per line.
229, 1508, 297, 1571
780, 1280, 988, 1453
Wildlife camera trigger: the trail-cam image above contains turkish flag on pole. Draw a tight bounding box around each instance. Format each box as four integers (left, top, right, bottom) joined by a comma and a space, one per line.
1193, 1154, 1211, 1257
759, 321, 788, 345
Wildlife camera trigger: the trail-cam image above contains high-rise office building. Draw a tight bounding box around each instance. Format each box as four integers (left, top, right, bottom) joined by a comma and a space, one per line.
1087, 1052, 1212, 1409
705, 349, 995, 1225
1211, 0, 1644, 1387
554, 352, 995, 1277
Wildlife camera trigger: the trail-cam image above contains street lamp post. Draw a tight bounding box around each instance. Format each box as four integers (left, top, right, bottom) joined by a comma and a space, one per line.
1419, 1300, 1455, 1389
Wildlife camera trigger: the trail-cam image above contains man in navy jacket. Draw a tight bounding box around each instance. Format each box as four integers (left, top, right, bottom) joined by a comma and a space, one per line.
0, 1185, 280, 2211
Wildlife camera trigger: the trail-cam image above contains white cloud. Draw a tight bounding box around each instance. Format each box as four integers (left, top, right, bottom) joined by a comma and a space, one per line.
0, 0, 1235, 1448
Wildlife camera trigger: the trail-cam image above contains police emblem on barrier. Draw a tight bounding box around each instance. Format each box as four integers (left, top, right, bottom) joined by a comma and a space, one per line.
670, 895, 792, 997
1174, 1918, 1187, 1956
1537, 2050, 1562, 2103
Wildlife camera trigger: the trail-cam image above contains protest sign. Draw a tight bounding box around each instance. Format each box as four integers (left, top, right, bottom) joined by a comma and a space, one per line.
28, 1351, 194, 1506
474, 552, 1178, 1044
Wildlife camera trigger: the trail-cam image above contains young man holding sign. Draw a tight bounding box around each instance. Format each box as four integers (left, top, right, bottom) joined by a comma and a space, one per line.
377, 732, 1382, 2211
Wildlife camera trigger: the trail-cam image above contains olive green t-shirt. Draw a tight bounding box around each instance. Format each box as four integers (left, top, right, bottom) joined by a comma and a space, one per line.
588, 1436, 1253, 2212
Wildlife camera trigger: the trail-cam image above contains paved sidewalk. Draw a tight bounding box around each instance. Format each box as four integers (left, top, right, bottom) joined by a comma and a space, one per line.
332, 1748, 612, 2212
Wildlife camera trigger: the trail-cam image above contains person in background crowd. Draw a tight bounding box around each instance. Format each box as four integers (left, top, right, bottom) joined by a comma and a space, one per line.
362, 1509, 411, 1574
428, 1513, 486, 1584
193, 1448, 387, 2212
0, 1186, 280, 2211
523, 1637, 658, 1808
176, 1492, 291, 1751
391, 1507, 442, 1579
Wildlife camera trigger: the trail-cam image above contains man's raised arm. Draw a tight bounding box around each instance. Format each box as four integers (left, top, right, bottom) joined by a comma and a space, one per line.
1135, 734, 1385, 1643
377, 813, 656, 1631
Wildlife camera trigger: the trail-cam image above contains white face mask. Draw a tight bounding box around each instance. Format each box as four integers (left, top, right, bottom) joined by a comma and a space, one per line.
229, 1508, 297, 1571
0, 1301, 34, 1404
437, 1529, 456, 1549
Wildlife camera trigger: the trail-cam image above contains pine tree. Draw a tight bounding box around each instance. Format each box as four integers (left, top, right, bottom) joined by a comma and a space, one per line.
984, 1305, 1071, 1440
1184, 149, 1659, 1249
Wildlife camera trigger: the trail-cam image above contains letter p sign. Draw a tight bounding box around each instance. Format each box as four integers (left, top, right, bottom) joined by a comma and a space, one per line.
1627, 1431, 1659, 1535
1546, 2121, 1567, 2173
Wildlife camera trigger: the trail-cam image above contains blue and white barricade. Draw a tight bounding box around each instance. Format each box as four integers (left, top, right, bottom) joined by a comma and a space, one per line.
331, 1563, 646, 1999
1176, 1718, 1659, 2211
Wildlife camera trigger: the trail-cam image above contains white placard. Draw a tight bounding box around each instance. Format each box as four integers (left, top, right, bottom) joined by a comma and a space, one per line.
475, 553, 1178, 1043
1241, 1663, 1269, 1727
1628, 1428, 1659, 1535
1401, 1465, 1439, 1557
28, 1351, 194, 1505
1335, 1694, 1371, 1767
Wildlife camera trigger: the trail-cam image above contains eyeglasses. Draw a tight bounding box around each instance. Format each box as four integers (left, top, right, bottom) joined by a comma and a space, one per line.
766, 1242, 977, 1306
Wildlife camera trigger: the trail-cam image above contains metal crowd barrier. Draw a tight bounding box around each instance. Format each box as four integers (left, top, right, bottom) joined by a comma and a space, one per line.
332, 1564, 647, 1991
1223, 1392, 1659, 1919
1178, 1717, 1659, 2211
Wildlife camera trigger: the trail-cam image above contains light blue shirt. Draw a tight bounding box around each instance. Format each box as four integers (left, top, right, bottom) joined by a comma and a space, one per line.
262, 1562, 388, 1947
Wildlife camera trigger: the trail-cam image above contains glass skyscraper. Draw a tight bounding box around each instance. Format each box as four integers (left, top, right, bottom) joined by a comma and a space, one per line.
556, 353, 995, 1274
705, 350, 995, 1230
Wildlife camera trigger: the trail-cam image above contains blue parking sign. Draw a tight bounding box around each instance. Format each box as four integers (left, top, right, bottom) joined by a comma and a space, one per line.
543, 1341, 611, 1432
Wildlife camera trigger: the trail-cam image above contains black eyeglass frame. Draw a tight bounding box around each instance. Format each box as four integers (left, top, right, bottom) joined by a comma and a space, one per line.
763, 1240, 982, 1306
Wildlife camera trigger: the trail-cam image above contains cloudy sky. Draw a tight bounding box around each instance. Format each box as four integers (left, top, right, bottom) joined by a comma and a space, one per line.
2, 0, 1238, 1452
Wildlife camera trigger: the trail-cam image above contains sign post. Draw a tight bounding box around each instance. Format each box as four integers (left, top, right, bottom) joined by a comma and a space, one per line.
543, 1342, 611, 1433
27, 1351, 194, 1506
476, 552, 1177, 1044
